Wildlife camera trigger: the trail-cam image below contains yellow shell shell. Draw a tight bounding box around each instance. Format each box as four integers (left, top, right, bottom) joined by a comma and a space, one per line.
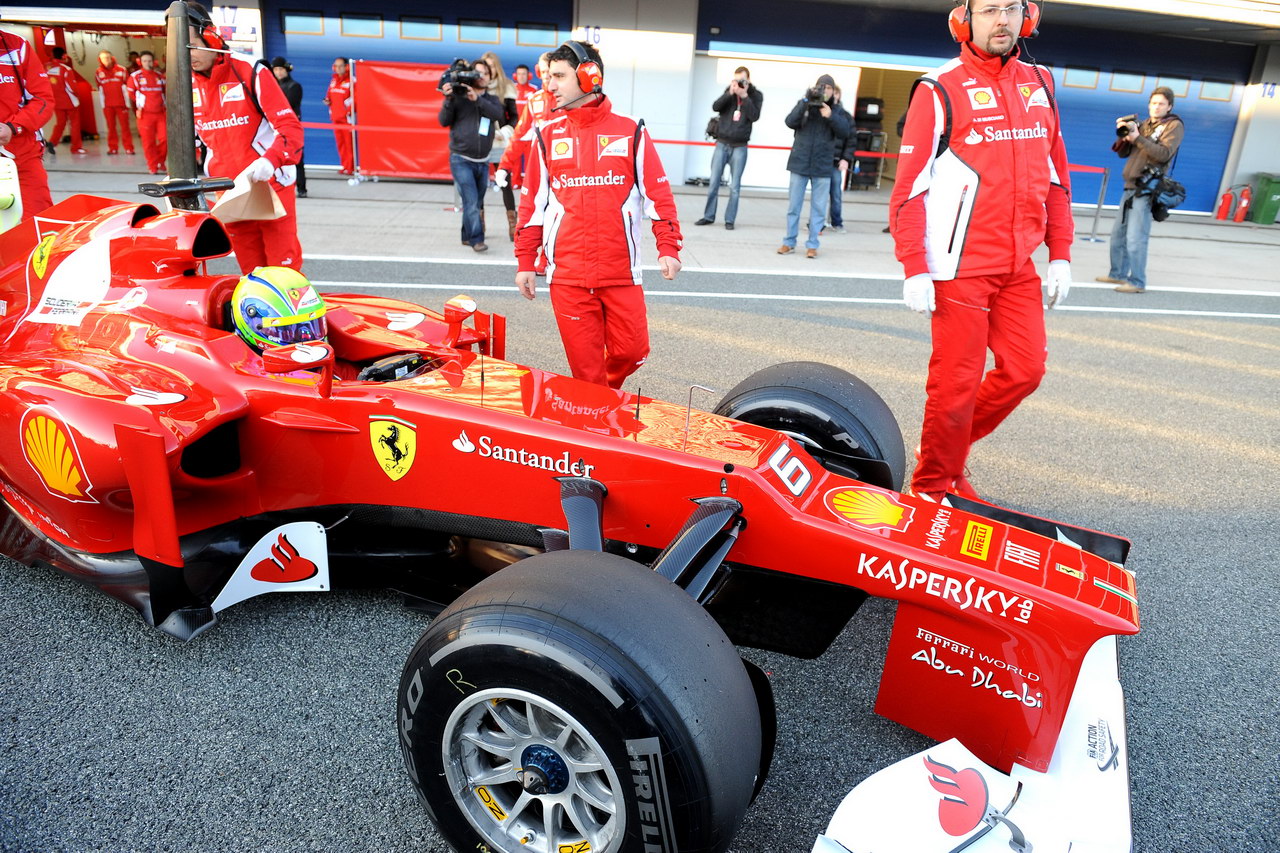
23, 415, 85, 497
829, 489, 904, 527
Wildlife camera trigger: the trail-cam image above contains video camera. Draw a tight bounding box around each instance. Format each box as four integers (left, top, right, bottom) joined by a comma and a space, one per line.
1115, 114, 1137, 138
440, 58, 482, 95
805, 87, 827, 107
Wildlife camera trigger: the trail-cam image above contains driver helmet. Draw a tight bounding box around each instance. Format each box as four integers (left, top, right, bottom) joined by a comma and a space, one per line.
231, 266, 328, 352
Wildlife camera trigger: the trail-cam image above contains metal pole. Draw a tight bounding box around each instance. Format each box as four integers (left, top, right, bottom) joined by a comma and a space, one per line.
164, 0, 204, 209
1086, 167, 1109, 243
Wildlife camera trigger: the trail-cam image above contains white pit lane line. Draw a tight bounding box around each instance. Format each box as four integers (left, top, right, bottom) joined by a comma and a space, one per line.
306, 256, 1280, 320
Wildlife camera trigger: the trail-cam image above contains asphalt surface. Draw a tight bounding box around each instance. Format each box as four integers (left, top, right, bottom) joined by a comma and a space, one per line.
2, 166, 1278, 852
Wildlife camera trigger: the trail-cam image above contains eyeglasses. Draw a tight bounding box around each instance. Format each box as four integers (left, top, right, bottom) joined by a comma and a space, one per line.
973, 4, 1024, 18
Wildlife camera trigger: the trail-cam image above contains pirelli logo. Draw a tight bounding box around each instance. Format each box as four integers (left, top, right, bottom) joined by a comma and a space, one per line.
626, 737, 676, 853
960, 520, 993, 560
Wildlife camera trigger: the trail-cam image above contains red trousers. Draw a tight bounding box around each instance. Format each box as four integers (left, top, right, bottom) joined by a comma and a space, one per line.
912, 258, 1047, 497
550, 283, 649, 389
333, 121, 354, 173
136, 111, 167, 172
5, 135, 52, 219
224, 184, 302, 273
102, 105, 134, 153
49, 107, 82, 149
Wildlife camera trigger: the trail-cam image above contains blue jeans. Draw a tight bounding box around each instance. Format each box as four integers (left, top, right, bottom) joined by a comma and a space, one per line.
1108, 189, 1153, 290
784, 172, 830, 250
450, 153, 488, 246
829, 166, 844, 227
703, 142, 748, 224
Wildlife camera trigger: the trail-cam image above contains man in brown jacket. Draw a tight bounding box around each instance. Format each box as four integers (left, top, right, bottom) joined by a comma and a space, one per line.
1096, 86, 1184, 294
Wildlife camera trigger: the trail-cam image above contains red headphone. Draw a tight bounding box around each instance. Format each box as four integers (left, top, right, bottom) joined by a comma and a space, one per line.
563, 41, 603, 94
948, 2, 1040, 43
187, 5, 226, 50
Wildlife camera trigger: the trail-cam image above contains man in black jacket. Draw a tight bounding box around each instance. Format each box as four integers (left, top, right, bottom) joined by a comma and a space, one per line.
439, 60, 504, 252
270, 57, 307, 197
695, 66, 762, 230
778, 74, 850, 259
826, 85, 854, 233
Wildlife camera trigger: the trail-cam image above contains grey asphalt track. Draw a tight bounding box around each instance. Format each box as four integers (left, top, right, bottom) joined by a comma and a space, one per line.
2, 166, 1278, 852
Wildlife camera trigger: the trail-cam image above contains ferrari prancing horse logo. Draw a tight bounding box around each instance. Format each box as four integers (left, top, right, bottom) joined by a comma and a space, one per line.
369, 417, 416, 481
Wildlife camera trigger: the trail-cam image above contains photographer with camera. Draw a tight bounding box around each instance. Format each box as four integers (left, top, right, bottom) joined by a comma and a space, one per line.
1096, 86, 1183, 294
695, 66, 762, 230
777, 74, 849, 259
439, 58, 504, 252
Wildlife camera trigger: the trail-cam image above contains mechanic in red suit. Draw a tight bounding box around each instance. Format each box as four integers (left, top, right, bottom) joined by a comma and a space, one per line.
495, 54, 552, 201
512, 63, 538, 116
322, 57, 353, 175
94, 50, 134, 155
0, 26, 54, 219
890, 0, 1072, 502
514, 41, 682, 389
45, 47, 85, 155
188, 2, 304, 272
127, 50, 166, 174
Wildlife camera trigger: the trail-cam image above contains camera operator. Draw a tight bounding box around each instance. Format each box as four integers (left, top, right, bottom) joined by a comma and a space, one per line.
695, 66, 762, 230
1096, 86, 1183, 294
438, 59, 504, 252
777, 74, 849, 258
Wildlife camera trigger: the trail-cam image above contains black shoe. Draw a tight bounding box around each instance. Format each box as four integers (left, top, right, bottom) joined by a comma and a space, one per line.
695, 218, 713, 226
44, 141, 56, 158
297, 190, 308, 198
725, 222, 735, 230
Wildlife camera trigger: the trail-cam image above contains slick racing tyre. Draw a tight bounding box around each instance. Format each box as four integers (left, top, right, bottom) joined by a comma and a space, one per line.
716, 361, 906, 490
397, 551, 762, 853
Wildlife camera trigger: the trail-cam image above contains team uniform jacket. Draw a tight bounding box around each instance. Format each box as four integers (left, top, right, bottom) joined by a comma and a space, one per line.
890, 44, 1073, 281
192, 53, 303, 187
1, 35, 53, 140
127, 68, 165, 113
46, 59, 79, 109
498, 88, 554, 181
326, 73, 351, 123
515, 96, 682, 289
95, 62, 130, 108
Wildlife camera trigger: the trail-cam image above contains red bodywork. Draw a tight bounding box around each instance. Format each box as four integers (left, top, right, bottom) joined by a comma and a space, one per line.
0, 197, 1138, 775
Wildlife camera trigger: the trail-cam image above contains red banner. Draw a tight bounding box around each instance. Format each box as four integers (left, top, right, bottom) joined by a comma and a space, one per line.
353, 61, 451, 180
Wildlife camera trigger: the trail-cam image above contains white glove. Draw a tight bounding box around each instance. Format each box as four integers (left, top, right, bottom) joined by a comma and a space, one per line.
494, 168, 510, 189
903, 274, 936, 317
1046, 260, 1071, 309
246, 157, 275, 183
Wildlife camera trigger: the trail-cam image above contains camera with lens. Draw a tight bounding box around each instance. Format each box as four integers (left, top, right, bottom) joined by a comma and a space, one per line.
805, 87, 826, 107
1115, 114, 1137, 138
440, 58, 481, 95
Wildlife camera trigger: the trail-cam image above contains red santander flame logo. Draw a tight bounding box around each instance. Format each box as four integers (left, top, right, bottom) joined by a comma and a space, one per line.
250, 534, 318, 583
924, 755, 989, 836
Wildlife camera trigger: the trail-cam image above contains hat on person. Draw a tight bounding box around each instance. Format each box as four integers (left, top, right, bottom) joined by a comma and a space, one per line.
816, 74, 835, 88
270, 56, 292, 70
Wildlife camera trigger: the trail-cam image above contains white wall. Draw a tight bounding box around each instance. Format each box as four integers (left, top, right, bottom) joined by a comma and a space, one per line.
682, 55, 861, 190
1226, 44, 1280, 189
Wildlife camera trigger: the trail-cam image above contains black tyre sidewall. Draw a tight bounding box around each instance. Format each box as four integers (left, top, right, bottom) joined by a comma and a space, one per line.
398, 552, 761, 853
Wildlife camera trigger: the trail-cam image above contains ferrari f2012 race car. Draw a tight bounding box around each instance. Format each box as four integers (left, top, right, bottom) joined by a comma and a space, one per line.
0, 193, 1139, 853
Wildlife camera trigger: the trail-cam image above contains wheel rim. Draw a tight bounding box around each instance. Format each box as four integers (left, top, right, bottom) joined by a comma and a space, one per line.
442, 688, 626, 853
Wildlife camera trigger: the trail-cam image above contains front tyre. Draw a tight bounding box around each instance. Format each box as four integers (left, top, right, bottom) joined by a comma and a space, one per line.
398, 551, 762, 853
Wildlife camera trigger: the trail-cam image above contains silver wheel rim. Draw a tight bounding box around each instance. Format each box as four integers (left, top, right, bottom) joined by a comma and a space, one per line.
442, 687, 625, 853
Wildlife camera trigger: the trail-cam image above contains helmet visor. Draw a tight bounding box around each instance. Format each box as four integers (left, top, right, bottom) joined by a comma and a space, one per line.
260, 307, 328, 346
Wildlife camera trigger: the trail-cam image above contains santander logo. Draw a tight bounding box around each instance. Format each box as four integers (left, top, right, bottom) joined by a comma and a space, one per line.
924, 755, 988, 836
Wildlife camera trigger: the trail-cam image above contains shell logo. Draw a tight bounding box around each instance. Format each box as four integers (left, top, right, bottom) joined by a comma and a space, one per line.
824, 487, 914, 532
973, 91, 992, 105
553, 141, 571, 156
22, 412, 96, 502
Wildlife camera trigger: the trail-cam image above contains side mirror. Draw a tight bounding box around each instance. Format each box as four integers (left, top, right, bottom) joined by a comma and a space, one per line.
261, 341, 335, 397
442, 295, 477, 348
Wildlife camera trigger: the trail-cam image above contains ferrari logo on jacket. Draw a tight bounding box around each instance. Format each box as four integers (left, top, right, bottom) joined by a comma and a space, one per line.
598, 135, 628, 157
370, 417, 416, 481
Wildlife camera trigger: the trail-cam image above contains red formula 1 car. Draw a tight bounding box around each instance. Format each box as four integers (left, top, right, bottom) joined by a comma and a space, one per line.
0, 194, 1139, 853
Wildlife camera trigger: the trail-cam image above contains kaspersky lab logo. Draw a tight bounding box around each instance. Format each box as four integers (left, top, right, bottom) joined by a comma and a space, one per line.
925, 755, 1031, 851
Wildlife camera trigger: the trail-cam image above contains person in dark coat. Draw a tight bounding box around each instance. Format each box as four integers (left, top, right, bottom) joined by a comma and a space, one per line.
695, 66, 762, 230
826, 84, 855, 233
271, 57, 307, 197
777, 73, 850, 258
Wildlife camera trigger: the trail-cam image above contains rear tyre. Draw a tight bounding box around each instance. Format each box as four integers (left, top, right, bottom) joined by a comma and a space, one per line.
716, 361, 906, 490
398, 551, 762, 853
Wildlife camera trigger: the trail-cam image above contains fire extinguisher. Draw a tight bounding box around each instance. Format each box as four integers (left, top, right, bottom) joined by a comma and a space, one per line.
1216, 188, 1235, 220
1234, 185, 1252, 222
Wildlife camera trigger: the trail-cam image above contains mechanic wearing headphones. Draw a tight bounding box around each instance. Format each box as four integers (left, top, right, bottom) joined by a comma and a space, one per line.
514, 41, 683, 390
187, 2, 304, 273
0, 22, 54, 221
889, 0, 1073, 502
